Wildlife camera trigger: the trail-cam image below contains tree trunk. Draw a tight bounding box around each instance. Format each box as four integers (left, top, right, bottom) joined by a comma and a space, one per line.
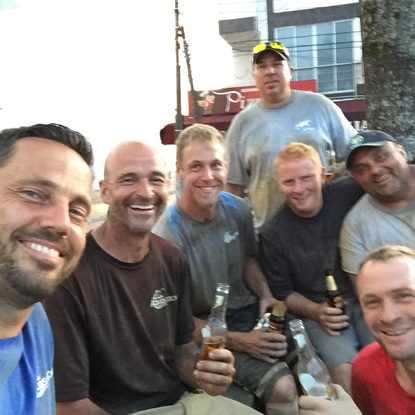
359, 0, 415, 160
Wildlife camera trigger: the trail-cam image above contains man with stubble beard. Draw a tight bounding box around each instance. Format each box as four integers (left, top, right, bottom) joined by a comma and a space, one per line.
44, 141, 261, 415
0, 123, 94, 415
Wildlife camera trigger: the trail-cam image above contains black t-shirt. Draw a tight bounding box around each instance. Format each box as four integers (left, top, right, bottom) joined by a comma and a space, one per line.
44, 233, 194, 414
259, 175, 364, 303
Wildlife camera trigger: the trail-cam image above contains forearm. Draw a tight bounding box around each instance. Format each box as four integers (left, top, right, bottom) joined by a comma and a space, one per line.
174, 342, 199, 389
244, 256, 273, 300
57, 399, 109, 415
286, 292, 320, 321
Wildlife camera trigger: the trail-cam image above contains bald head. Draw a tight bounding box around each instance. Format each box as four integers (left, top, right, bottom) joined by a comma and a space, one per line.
104, 141, 166, 182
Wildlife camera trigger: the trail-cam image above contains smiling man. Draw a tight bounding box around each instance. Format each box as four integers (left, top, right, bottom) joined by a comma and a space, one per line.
353, 245, 415, 414
153, 124, 299, 415
0, 123, 94, 415
340, 130, 415, 286
259, 142, 372, 394
44, 140, 261, 415
225, 41, 355, 231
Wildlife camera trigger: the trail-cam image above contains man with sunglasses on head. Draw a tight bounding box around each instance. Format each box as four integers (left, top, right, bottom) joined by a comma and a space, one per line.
225, 41, 356, 231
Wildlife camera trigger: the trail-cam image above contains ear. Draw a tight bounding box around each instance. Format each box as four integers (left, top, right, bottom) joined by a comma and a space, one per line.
397, 144, 408, 161
176, 161, 184, 181
320, 166, 326, 184
99, 180, 110, 204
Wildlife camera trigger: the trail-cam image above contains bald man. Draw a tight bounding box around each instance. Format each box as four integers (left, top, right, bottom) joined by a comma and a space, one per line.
44, 142, 260, 415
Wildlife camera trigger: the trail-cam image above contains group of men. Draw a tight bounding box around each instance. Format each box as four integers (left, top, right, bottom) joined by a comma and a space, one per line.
2, 39, 415, 415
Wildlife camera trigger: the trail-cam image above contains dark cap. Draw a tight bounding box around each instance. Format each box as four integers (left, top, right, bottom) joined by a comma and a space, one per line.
346, 130, 397, 169
253, 41, 290, 64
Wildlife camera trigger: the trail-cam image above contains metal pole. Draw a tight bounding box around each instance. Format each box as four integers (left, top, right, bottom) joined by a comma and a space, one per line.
175, 0, 183, 137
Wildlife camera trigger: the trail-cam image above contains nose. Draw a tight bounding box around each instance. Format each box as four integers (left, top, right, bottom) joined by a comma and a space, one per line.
39, 200, 71, 236
133, 178, 154, 198
292, 180, 305, 193
200, 166, 214, 181
379, 299, 399, 324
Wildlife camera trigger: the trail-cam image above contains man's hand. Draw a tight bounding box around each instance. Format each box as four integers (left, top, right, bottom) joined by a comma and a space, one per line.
316, 303, 349, 336
299, 384, 362, 415
193, 349, 235, 396
259, 296, 278, 317
239, 329, 288, 364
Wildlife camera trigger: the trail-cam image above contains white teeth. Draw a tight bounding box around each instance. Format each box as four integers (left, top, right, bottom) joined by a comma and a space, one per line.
383, 330, 406, 336
130, 205, 154, 210
27, 243, 59, 257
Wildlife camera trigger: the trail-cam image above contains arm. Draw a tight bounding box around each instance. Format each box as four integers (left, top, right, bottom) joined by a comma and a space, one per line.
225, 182, 245, 197
243, 255, 276, 316
286, 292, 348, 336
174, 341, 234, 396
57, 400, 109, 415
299, 384, 361, 415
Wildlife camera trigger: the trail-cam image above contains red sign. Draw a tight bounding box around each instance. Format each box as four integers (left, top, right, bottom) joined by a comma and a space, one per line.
189, 80, 317, 116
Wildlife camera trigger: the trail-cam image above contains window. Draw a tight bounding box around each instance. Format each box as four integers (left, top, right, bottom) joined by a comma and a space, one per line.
275, 19, 360, 95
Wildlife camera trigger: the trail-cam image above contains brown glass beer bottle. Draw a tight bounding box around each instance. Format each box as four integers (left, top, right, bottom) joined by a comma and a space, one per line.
267, 299, 286, 334
325, 269, 345, 314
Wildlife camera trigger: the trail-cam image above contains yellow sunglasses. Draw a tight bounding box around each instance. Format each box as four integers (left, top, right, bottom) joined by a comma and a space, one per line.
253, 41, 285, 54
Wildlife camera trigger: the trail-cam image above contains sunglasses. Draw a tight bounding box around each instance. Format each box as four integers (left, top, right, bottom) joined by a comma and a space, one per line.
253, 42, 285, 54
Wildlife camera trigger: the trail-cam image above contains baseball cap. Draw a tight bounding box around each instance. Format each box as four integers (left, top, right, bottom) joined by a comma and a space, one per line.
253, 41, 290, 64
346, 130, 397, 169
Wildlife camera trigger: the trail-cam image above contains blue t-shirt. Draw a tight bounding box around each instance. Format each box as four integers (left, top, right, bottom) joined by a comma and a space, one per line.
0, 302, 55, 415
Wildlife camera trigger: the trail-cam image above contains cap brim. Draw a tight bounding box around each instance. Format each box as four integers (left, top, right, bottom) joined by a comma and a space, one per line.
346, 141, 389, 169
253, 49, 288, 64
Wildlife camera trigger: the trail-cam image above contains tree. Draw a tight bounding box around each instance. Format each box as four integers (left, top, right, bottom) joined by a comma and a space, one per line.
359, 0, 415, 159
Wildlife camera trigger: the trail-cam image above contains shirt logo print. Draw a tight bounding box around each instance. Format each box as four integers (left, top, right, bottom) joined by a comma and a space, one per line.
150, 289, 178, 309
223, 231, 239, 243
36, 369, 53, 398
295, 120, 315, 133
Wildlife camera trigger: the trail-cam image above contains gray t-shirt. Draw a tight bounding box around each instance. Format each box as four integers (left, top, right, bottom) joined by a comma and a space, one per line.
226, 90, 356, 230
340, 194, 415, 274
153, 192, 258, 318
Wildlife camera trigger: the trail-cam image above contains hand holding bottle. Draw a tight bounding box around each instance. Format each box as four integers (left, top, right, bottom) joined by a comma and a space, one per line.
299, 384, 362, 415
316, 303, 349, 336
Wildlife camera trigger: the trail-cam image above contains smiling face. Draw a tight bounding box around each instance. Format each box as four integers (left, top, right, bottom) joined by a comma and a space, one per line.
100, 142, 169, 236
274, 157, 325, 218
0, 138, 92, 308
358, 256, 415, 363
177, 140, 227, 220
253, 50, 293, 108
350, 142, 412, 208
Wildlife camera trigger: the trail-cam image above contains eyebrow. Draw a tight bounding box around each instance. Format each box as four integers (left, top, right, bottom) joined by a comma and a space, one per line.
18, 178, 91, 212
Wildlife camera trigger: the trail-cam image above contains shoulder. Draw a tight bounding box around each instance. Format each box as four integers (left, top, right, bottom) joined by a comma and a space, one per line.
152, 203, 180, 237
353, 342, 385, 369
323, 175, 364, 200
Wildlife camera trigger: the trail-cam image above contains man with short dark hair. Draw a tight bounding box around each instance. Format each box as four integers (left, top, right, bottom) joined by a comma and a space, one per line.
0, 123, 94, 414
225, 41, 355, 230
340, 130, 415, 286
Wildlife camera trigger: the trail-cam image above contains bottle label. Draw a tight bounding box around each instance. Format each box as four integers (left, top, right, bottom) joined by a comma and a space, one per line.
214, 295, 224, 307
299, 374, 338, 400
333, 296, 344, 309
293, 333, 306, 349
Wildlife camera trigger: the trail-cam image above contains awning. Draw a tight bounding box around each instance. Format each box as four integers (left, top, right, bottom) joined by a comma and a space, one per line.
160, 114, 235, 145
160, 99, 367, 145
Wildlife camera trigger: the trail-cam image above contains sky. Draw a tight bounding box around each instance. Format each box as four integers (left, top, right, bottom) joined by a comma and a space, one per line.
0, 0, 234, 185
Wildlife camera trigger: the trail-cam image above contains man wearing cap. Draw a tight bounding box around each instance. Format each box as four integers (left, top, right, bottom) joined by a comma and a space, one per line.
225, 41, 356, 231
340, 130, 415, 285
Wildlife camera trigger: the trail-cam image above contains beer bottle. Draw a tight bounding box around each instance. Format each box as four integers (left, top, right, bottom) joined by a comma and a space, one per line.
289, 319, 338, 400
200, 283, 229, 360
267, 299, 285, 334
325, 269, 345, 314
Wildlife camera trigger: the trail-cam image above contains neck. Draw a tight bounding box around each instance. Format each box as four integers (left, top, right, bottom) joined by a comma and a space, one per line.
0, 304, 33, 339
178, 197, 217, 222
395, 359, 415, 396
261, 88, 292, 109
92, 220, 150, 263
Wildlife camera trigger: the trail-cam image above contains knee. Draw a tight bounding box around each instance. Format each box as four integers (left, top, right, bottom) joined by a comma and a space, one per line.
268, 374, 298, 403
